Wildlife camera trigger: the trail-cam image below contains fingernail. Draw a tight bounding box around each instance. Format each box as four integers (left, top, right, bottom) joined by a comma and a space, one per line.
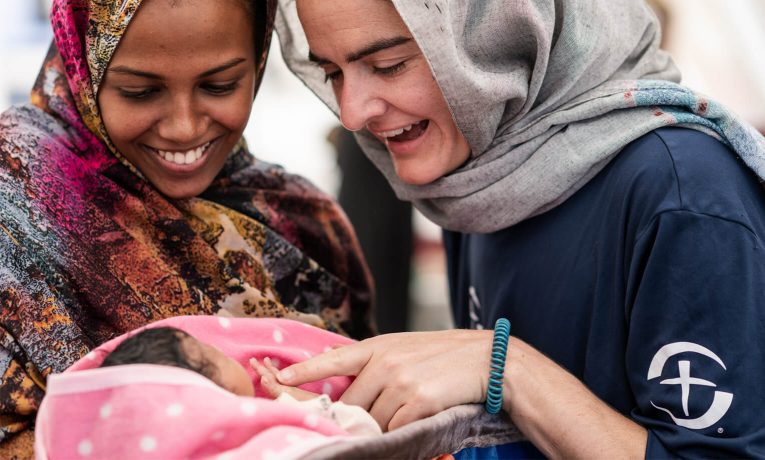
278, 368, 294, 382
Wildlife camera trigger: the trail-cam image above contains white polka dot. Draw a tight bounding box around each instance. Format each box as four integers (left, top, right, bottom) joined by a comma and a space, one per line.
210, 430, 226, 441
218, 317, 231, 329
85, 352, 97, 361
140, 436, 157, 452
78, 439, 93, 456
286, 434, 302, 444
322, 382, 333, 395
304, 414, 319, 427
99, 404, 112, 419
240, 401, 258, 416
272, 329, 284, 343
166, 403, 184, 417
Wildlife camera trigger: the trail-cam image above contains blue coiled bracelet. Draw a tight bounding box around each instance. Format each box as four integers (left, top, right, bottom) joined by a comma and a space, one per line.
485, 318, 511, 414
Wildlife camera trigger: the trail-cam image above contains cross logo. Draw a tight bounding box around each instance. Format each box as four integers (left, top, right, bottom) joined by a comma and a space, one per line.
647, 342, 733, 430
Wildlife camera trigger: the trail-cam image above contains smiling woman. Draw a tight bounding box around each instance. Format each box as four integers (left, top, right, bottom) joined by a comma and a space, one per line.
275, 0, 765, 458
98, 0, 258, 198
0, 0, 374, 456
298, 0, 470, 185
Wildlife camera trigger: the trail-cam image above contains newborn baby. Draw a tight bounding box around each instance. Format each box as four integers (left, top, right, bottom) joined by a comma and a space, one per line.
99, 326, 380, 436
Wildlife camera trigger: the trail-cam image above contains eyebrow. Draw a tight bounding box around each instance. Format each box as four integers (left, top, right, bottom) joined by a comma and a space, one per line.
108, 58, 248, 80
308, 36, 412, 66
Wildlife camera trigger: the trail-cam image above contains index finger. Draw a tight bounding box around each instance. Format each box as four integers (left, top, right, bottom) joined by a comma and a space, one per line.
277, 341, 372, 385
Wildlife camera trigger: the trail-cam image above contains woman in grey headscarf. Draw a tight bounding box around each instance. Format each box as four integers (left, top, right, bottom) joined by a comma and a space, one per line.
274, 0, 765, 457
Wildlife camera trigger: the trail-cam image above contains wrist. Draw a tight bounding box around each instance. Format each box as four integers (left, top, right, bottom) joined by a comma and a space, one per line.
501, 337, 531, 415
485, 318, 511, 414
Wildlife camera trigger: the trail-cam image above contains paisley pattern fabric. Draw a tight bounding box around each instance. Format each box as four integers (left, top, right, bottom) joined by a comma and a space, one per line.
0, 0, 373, 455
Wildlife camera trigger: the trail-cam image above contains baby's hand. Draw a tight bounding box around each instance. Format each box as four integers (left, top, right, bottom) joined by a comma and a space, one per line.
250, 357, 319, 402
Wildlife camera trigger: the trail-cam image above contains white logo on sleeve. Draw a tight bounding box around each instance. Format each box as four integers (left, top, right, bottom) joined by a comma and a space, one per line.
647, 342, 733, 430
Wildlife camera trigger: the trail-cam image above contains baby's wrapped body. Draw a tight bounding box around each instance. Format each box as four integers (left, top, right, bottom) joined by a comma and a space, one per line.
35, 316, 521, 459
34, 316, 377, 459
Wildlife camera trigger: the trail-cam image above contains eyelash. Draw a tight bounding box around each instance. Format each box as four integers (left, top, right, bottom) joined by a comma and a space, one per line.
119, 88, 158, 100
118, 82, 240, 100
323, 61, 408, 83
202, 82, 240, 95
374, 61, 406, 76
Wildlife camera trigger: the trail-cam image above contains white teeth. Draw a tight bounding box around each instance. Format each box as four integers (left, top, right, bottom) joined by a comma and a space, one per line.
380, 123, 415, 139
155, 141, 212, 166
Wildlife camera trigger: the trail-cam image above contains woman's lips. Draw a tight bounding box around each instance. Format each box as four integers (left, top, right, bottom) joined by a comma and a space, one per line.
141, 138, 218, 172
151, 140, 213, 165
386, 120, 429, 143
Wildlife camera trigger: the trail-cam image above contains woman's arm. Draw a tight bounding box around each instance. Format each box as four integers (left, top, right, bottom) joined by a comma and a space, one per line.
277, 330, 647, 458
503, 337, 646, 459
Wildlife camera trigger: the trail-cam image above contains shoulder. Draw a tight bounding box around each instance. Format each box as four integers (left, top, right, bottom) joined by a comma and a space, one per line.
604, 127, 765, 232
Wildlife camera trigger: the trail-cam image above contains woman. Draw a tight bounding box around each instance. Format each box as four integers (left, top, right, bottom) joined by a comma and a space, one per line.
0, 0, 373, 455
274, 0, 765, 457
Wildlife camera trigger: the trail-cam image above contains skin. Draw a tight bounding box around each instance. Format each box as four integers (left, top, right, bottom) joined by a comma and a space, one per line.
296, 0, 471, 185
181, 336, 256, 397
182, 336, 319, 400
283, 1, 650, 457
98, 0, 257, 198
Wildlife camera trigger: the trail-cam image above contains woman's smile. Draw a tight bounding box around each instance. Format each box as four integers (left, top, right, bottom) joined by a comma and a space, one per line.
374, 120, 430, 156
141, 137, 220, 173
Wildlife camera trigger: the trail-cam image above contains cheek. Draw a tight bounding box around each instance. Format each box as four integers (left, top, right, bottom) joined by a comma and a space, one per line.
101, 97, 155, 145
210, 96, 253, 134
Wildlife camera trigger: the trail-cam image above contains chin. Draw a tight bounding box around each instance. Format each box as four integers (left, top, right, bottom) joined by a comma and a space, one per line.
394, 166, 442, 186
154, 181, 211, 199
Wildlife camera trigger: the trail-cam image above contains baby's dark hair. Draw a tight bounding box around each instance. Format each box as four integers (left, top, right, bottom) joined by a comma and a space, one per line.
100, 327, 215, 379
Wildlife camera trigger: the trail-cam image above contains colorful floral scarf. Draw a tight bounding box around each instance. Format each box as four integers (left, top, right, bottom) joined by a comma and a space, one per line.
0, 0, 373, 455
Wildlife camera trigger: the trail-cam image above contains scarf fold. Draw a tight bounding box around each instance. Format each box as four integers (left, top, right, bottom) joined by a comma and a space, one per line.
0, 0, 373, 455
275, 0, 765, 233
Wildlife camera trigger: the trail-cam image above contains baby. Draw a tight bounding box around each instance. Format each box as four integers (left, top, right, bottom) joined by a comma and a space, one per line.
99, 326, 381, 436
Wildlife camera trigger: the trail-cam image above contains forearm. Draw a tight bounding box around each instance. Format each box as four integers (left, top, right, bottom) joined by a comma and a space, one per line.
503, 338, 647, 460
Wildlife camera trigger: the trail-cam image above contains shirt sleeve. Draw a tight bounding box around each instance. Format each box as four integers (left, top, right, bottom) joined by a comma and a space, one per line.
626, 210, 765, 458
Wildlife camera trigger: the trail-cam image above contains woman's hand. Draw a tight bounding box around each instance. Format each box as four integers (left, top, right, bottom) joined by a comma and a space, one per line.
276, 329, 494, 431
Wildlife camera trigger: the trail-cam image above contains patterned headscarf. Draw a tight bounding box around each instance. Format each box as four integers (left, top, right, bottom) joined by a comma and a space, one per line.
0, 0, 373, 455
276, 0, 765, 232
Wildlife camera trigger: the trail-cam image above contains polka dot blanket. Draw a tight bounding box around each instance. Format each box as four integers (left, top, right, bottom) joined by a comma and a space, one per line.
34, 316, 357, 459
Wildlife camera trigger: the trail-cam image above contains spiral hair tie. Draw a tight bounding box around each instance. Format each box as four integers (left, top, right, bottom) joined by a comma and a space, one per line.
485, 318, 511, 414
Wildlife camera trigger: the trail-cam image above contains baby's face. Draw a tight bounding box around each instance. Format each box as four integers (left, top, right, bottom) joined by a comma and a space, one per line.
183, 337, 255, 397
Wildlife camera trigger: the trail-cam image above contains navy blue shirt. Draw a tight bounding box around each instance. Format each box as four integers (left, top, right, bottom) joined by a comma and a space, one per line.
444, 128, 765, 458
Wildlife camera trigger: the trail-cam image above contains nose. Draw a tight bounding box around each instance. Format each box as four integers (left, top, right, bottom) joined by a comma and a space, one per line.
156, 94, 208, 145
337, 75, 387, 132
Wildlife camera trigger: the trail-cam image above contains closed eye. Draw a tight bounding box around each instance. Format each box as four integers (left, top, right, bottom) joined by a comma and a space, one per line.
202, 81, 240, 95
373, 61, 406, 76
118, 88, 159, 100
324, 70, 342, 83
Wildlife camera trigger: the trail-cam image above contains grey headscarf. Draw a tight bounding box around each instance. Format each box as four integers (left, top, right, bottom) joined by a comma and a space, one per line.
276, 0, 765, 233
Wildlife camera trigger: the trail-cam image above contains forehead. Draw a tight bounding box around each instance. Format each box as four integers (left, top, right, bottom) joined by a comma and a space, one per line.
296, 0, 411, 50
111, 0, 254, 69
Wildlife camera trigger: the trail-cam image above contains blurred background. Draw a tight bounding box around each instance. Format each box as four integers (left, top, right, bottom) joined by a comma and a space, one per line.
2, 1, 764, 333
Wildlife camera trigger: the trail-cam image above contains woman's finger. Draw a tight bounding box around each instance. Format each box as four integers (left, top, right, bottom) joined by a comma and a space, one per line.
388, 401, 437, 431
367, 387, 406, 432
277, 341, 371, 385
336, 363, 386, 410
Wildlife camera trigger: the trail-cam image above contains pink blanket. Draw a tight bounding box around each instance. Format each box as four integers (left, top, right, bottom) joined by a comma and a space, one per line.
35, 316, 358, 459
